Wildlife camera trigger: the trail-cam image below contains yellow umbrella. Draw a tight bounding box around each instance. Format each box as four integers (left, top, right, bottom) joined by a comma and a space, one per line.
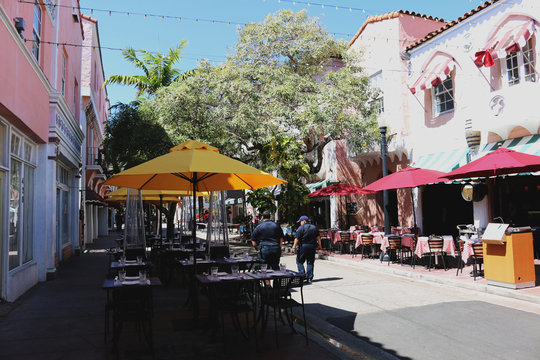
104, 140, 286, 191
104, 140, 285, 268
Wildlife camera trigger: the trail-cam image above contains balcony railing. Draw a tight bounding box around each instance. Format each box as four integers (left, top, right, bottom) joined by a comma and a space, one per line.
86, 147, 103, 166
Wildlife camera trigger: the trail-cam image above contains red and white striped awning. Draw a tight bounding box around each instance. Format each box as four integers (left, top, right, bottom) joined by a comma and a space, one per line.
409, 55, 456, 94
474, 19, 536, 68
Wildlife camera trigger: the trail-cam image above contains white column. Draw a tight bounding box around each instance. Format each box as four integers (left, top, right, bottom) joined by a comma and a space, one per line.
93, 205, 99, 240
98, 206, 108, 236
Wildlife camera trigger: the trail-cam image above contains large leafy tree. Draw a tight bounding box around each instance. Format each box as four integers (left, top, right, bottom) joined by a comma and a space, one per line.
140, 10, 379, 222
102, 103, 177, 237
104, 42, 190, 98
102, 103, 173, 173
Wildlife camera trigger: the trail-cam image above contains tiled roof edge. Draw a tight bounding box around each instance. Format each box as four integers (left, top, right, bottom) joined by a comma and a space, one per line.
406, 0, 500, 52
348, 10, 445, 48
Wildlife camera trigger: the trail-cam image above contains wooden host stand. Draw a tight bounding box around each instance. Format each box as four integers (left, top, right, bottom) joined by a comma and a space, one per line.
482, 224, 536, 289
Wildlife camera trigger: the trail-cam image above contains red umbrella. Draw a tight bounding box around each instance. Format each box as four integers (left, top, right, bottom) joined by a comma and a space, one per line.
362, 167, 447, 192
308, 183, 372, 230
361, 167, 447, 229
308, 182, 373, 197
441, 147, 540, 180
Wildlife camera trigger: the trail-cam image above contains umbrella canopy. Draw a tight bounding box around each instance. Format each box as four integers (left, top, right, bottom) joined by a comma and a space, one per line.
441, 147, 540, 180
103, 140, 286, 290
307, 182, 373, 197
361, 167, 447, 230
104, 140, 286, 191
362, 167, 447, 192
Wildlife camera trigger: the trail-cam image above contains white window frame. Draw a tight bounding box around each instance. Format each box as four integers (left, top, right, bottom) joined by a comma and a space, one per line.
369, 70, 385, 115
32, 1, 42, 62
431, 77, 454, 117
501, 38, 537, 87
8, 132, 36, 271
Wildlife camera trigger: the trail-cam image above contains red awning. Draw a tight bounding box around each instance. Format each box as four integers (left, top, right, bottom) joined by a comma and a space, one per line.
409, 55, 456, 94
474, 19, 536, 68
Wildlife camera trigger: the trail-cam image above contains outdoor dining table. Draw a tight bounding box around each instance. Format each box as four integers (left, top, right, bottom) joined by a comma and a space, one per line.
379, 234, 416, 253
460, 238, 482, 263
414, 235, 456, 258
354, 231, 385, 249
194, 269, 304, 340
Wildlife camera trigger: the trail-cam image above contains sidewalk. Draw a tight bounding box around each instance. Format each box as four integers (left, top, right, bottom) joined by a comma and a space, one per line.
0, 232, 342, 360
277, 251, 540, 360
324, 251, 540, 304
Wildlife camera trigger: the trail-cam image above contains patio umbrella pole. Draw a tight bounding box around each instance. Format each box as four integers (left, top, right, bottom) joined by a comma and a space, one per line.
159, 194, 163, 239
192, 174, 199, 321
192, 174, 198, 272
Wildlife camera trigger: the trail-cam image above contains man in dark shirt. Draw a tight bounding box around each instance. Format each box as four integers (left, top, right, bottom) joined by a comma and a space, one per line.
293, 215, 321, 283
251, 211, 283, 270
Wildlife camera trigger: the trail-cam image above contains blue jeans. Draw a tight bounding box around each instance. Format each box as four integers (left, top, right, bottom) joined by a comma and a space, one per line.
259, 245, 281, 270
296, 244, 316, 281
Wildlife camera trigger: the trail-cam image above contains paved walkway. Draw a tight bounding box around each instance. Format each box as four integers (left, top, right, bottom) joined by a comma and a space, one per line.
2, 232, 540, 360
278, 252, 540, 360
0, 233, 340, 360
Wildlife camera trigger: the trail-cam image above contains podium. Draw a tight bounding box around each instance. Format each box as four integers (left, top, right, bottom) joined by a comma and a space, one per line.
482, 224, 536, 289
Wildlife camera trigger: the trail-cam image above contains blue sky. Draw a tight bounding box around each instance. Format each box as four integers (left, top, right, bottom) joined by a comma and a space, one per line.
80, 0, 487, 105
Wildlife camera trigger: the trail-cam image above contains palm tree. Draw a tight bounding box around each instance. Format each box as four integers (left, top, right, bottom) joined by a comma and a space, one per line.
105, 42, 192, 98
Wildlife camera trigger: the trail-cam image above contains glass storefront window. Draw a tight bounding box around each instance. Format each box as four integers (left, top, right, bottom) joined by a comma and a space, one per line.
9, 133, 36, 270
23, 165, 34, 262
9, 160, 21, 270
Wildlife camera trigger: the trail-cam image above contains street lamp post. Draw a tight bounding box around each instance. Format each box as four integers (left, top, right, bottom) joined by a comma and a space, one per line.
379, 124, 390, 235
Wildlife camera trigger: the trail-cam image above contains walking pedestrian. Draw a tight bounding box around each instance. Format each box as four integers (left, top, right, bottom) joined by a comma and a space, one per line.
251, 211, 283, 270
293, 215, 321, 283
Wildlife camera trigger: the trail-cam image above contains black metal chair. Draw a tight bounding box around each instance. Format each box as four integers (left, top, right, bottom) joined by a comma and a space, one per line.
426, 236, 447, 271
111, 286, 155, 359
210, 280, 256, 351
358, 234, 375, 260
386, 235, 403, 266
260, 274, 308, 347
318, 230, 332, 251
401, 234, 417, 268
472, 242, 484, 280
455, 239, 465, 276
338, 232, 353, 254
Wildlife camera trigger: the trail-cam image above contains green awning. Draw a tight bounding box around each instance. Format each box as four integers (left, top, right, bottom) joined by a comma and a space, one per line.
411, 148, 469, 172
307, 179, 330, 192
478, 134, 540, 156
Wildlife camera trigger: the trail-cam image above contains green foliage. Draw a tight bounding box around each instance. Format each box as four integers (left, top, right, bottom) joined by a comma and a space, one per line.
246, 188, 277, 215
102, 103, 174, 173
104, 42, 190, 98
144, 10, 378, 172
110, 10, 379, 224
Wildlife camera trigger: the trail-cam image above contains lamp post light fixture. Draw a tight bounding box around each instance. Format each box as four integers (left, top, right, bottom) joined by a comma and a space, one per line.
378, 116, 391, 235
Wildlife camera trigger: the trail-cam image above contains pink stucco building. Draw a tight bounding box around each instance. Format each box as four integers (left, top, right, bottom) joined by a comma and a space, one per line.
81, 14, 110, 247
311, 11, 445, 231
0, 1, 107, 302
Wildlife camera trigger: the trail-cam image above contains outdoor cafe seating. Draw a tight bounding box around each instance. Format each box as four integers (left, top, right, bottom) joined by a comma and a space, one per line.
195, 265, 307, 349
426, 236, 447, 271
